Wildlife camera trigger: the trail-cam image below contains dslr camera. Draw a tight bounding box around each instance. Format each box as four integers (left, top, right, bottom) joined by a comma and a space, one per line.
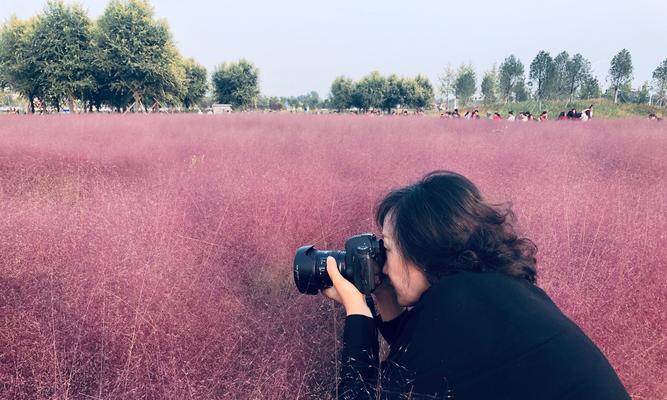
293, 233, 386, 295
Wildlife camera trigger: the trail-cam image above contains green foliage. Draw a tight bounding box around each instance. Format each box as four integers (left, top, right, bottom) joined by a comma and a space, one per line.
529, 51, 555, 100
637, 82, 650, 104
609, 49, 633, 104
652, 58, 667, 106
499, 54, 525, 103
580, 75, 601, 100
96, 0, 184, 110
413, 74, 435, 110
352, 71, 387, 111
480, 67, 497, 105
329, 76, 354, 111
212, 59, 260, 109
552, 51, 570, 100
564, 54, 592, 102
0, 16, 43, 112
32, 1, 95, 111
181, 58, 207, 109
438, 64, 456, 106
454, 64, 476, 106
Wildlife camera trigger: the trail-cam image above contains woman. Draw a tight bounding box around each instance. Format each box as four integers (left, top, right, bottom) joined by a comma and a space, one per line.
323, 171, 629, 399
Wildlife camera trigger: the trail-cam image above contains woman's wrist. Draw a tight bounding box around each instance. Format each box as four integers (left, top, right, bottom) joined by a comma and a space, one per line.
345, 303, 373, 317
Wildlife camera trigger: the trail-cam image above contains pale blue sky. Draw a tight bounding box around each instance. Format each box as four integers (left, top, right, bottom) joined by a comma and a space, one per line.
2, 0, 666, 97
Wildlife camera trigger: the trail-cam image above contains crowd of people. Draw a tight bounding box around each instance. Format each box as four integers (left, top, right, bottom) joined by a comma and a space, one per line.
440, 104, 596, 122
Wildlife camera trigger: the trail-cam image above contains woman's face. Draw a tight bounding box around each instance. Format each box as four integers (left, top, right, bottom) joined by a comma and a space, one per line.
381, 215, 431, 307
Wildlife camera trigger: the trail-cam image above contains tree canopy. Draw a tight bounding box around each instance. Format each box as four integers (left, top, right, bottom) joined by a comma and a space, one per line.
212, 59, 260, 109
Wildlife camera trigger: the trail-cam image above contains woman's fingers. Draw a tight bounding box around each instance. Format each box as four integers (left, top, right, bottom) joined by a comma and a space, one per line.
324, 256, 372, 317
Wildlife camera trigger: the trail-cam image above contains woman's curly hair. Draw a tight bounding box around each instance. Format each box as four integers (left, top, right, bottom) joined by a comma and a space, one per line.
376, 171, 538, 284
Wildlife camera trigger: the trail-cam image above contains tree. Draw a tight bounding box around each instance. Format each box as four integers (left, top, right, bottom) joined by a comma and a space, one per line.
637, 82, 650, 104
438, 64, 456, 108
383, 74, 405, 112
498, 55, 525, 103
564, 54, 592, 103
579, 75, 601, 100
413, 75, 435, 110
0, 16, 43, 113
514, 81, 528, 102
96, 0, 184, 111
31, 1, 95, 112
329, 76, 354, 111
181, 58, 207, 110
454, 64, 476, 106
352, 71, 387, 111
529, 51, 555, 101
652, 58, 667, 106
212, 59, 260, 109
480, 66, 497, 105
609, 49, 633, 104
552, 51, 569, 100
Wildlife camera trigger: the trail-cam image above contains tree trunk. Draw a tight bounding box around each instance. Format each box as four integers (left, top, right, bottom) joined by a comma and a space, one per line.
133, 91, 143, 113
614, 88, 619, 104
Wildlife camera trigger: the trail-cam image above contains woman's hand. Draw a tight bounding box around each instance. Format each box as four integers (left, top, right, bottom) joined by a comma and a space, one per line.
321, 256, 372, 317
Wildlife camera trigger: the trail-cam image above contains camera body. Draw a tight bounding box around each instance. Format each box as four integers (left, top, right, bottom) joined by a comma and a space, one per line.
293, 233, 386, 295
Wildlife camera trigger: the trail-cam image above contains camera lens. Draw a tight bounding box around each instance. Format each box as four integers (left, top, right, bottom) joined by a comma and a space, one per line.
293, 245, 346, 294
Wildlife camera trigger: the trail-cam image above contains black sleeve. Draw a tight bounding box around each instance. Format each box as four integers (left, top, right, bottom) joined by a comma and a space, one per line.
338, 315, 380, 400
375, 310, 409, 347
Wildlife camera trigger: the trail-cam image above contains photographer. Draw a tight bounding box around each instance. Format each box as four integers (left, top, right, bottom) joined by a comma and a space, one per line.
322, 171, 629, 399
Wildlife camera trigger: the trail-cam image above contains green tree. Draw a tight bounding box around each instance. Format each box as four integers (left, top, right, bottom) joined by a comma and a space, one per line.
480, 66, 497, 105
514, 81, 528, 101
552, 51, 570, 100
211, 59, 260, 109
454, 64, 476, 106
0, 16, 43, 113
329, 76, 354, 111
383, 74, 405, 112
438, 64, 456, 108
609, 49, 633, 104
637, 81, 650, 104
181, 58, 207, 110
652, 58, 667, 106
32, 1, 95, 112
95, 0, 183, 111
564, 54, 592, 102
498, 54, 525, 103
529, 51, 555, 100
579, 75, 601, 100
413, 74, 435, 110
352, 71, 387, 111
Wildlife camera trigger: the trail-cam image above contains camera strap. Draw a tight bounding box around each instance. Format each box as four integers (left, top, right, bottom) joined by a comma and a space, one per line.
365, 294, 378, 319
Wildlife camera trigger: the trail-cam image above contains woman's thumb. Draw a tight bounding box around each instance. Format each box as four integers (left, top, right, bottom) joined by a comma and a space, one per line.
326, 256, 342, 285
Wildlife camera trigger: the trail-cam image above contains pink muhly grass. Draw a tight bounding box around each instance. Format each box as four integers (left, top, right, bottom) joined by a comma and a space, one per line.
0, 114, 665, 399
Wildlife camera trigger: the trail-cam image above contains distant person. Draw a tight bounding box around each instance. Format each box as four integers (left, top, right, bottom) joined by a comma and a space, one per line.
472, 110, 481, 119
538, 111, 548, 121
557, 111, 567, 121
492, 112, 503, 121
452, 109, 461, 118
507, 111, 515, 121
566, 108, 576, 120
648, 113, 662, 121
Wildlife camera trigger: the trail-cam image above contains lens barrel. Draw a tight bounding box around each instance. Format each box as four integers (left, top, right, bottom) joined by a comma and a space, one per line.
293, 246, 346, 294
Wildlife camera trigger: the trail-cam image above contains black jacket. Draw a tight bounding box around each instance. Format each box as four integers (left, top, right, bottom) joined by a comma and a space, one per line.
339, 271, 630, 399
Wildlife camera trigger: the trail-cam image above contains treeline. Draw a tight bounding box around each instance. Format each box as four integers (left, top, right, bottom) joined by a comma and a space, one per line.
2, 1, 666, 113
441, 51, 667, 108
0, 0, 260, 113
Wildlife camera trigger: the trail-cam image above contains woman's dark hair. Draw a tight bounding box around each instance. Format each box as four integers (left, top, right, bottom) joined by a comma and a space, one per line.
375, 171, 538, 284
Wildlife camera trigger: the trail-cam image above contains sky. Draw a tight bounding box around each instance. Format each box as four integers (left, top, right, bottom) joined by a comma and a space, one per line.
2, 0, 666, 98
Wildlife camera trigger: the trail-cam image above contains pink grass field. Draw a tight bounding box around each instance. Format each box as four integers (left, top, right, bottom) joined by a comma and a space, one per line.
0, 114, 665, 399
